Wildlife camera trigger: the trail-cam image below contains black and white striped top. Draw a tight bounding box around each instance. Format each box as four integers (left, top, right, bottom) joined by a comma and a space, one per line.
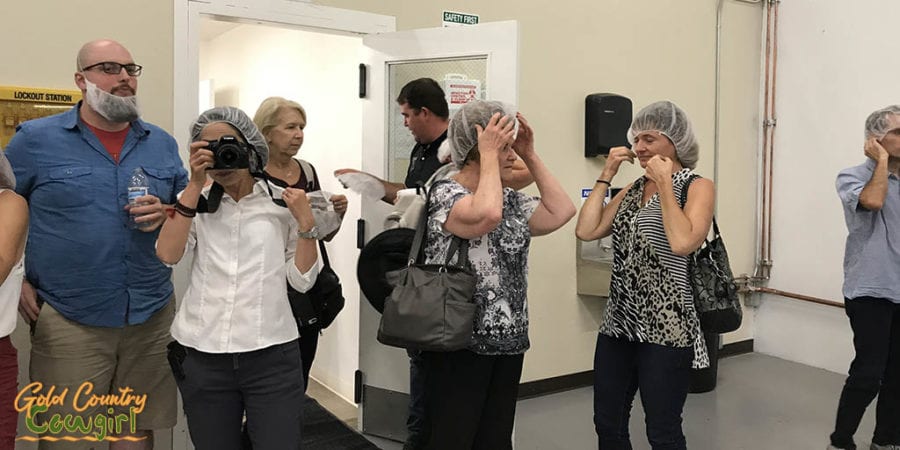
600, 168, 709, 368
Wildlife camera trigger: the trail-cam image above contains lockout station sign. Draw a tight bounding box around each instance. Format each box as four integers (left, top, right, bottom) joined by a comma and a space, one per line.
0, 86, 81, 104
1, 86, 81, 148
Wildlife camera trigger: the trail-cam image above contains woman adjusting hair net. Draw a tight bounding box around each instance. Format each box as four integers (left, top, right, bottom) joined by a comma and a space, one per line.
627, 100, 699, 169
189, 106, 270, 212
190, 106, 269, 174
0, 151, 14, 190
447, 100, 519, 168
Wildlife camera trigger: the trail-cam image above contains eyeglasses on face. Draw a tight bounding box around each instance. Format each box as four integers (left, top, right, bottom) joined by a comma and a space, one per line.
81, 61, 143, 77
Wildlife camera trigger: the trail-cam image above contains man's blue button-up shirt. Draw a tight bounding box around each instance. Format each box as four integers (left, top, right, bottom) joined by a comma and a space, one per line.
5, 104, 189, 327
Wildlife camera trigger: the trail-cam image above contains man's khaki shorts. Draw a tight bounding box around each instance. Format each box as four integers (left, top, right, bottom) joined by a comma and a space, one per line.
26, 299, 176, 447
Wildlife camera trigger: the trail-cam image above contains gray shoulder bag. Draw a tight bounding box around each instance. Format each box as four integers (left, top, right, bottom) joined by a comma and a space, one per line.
377, 181, 477, 351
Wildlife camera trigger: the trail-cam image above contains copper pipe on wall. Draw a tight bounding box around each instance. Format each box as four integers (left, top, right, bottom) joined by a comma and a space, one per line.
749, 1, 838, 309
750, 287, 844, 309
755, 0, 778, 281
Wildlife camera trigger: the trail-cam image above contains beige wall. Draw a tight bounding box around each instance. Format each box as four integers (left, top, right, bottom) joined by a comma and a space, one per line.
3, 0, 762, 383
318, 0, 763, 381
2, 1, 175, 133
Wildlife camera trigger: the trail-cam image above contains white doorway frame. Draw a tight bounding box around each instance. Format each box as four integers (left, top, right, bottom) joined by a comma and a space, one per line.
170, 3, 395, 448
173, 0, 395, 154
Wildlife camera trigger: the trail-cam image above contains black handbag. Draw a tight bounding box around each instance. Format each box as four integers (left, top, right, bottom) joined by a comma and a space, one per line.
288, 240, 345, 329
681, 175, 742, 334
377, 182, 477, 352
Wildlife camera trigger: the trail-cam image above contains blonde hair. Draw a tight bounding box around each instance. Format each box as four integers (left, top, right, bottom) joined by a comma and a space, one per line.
253, 97, 307, 139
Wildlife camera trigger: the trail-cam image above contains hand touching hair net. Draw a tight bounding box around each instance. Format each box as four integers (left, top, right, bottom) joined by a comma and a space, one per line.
627, 101, 699, 169
448, 100, 519, 169
190, 106, 269, 174
0, 151, 14, 190
864, 105, 900, 139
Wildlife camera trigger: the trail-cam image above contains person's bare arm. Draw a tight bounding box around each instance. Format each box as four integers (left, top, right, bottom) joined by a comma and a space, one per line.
505, 158, 534, 191
645, 155, 714, 256
575, 146, 634, 241
0, 191, 27, 283
443, 114, 515, 239
859, 137, 890, 211
510, 114, 574, 236
156, 142, 209, 265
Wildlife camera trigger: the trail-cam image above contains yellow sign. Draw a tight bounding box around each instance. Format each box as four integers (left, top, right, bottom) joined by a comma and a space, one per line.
0, 86, 81, 104
0, 85, 81, 149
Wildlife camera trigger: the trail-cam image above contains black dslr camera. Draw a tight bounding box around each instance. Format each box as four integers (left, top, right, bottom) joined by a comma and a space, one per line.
207, 136, 251, 170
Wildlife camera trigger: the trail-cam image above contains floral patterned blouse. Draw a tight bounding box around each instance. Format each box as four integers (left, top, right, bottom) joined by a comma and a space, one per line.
424, 180, 539, 355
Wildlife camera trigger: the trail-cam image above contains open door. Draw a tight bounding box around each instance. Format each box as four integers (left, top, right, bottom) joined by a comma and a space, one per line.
357, 20, 519, 441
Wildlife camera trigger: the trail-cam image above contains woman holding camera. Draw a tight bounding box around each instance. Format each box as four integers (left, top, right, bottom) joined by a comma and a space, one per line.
253, 96, 347, 391
156, 107, 317, 450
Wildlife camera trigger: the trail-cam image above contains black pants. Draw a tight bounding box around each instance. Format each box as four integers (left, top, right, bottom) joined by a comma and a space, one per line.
830, 297, 900, 449
593, 334, 693, 450
422, 350, 523, 450
176, 340, 305, 450
405, 349, 428, 449
299, 324, 320, 392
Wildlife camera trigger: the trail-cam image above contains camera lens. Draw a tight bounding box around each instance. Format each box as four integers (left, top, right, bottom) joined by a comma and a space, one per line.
209, 137, 250, 170
218, 146, 239, 166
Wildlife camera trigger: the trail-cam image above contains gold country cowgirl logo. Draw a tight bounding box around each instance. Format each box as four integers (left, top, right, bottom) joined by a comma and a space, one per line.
14, 381, 148, 442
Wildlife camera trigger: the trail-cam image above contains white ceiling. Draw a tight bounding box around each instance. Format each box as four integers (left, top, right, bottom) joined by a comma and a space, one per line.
199, 17, 242, 42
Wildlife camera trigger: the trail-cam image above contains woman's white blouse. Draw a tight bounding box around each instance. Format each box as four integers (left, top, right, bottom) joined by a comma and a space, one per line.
0, 188, 23, 338
171, 181, 318, 353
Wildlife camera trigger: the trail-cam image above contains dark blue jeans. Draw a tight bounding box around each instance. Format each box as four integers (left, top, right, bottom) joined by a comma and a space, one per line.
176, 340, 305, 450
593, 334, 693, 450
830, 297, 900, 449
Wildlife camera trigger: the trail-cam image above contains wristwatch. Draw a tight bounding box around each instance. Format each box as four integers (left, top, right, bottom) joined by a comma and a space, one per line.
297, 226, 318, 239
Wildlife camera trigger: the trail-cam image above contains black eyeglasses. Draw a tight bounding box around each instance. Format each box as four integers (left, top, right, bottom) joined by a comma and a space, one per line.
81, 61, 143, 77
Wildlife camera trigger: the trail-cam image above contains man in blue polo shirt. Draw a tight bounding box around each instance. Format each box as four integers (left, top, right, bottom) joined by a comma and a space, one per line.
5, 39, 187, 449
831, 105, 900, 450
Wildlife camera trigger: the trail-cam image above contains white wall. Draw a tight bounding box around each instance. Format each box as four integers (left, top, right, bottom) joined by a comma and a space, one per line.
200, 22, 363, 401
754, 0, 900, 373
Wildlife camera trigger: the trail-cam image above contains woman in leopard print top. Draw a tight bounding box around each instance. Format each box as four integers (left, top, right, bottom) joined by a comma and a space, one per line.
576, 101, 715, 450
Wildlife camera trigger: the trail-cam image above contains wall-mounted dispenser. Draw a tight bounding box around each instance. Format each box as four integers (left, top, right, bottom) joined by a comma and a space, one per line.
584, 93, 632, 157
576, 187, 622, 297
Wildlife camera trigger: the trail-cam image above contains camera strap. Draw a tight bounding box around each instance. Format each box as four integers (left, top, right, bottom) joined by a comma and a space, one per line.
195, 182, 224, 214
196, 173, 289, 214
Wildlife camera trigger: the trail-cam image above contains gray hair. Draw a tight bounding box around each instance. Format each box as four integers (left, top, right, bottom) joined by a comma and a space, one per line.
0, 151, 14, 190
447, 100, 518, 169
864, 105, 900, 139
628, 101, 699, 169
191, 106, 269, 174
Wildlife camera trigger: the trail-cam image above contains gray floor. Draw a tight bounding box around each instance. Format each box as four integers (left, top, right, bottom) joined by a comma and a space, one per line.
362, 353, 877, 450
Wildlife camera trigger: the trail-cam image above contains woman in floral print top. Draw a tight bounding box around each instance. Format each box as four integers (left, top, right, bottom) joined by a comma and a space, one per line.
420, 100, 575, 450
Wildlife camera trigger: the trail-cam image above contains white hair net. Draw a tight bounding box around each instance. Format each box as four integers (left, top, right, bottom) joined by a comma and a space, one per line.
0, 151, 14, 190
628, 101, 699, 169
864, 105, 900, 139
447, 100, 518, 169
190, 106, 269, 174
